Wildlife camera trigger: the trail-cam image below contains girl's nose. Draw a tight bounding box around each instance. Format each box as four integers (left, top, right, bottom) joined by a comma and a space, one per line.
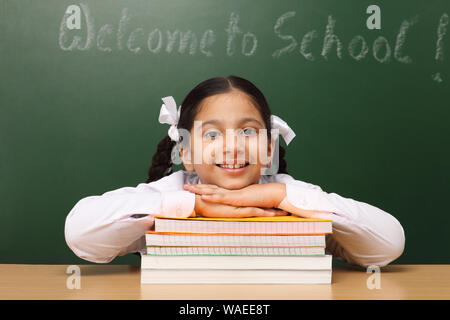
223, 129, 246, 158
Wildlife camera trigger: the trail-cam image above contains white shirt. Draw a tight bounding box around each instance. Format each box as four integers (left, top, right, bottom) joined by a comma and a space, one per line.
64, 170, 405, 267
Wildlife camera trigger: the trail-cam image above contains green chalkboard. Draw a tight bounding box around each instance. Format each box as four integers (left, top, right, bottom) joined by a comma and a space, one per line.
1, 0, 449, 265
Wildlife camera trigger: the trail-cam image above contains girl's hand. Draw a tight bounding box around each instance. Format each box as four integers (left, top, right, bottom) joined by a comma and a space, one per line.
193, 194, 289, 218
184, 183, 287, 209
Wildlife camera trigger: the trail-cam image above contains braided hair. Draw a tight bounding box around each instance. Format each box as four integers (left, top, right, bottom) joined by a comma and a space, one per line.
146, 75, 288, 183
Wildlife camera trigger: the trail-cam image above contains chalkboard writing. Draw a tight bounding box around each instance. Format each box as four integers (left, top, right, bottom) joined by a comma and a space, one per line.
59, 4, 448, 71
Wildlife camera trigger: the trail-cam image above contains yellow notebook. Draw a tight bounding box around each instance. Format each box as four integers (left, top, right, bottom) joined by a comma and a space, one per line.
153, 215, 332, 235
154, 215, 331, 222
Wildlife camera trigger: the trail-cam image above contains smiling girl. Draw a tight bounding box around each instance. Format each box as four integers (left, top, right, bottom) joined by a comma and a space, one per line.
65, 75, 405, 267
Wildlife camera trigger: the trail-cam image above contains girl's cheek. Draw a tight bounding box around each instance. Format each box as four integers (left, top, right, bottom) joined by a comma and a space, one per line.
251, 135, 271, 166
191, 134, 219, 165
246, 137, 255, 164
202, 140, 222, 165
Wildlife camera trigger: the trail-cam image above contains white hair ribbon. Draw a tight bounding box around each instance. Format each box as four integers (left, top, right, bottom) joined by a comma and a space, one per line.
158, 96, 181, 143
270, 114, 296, 145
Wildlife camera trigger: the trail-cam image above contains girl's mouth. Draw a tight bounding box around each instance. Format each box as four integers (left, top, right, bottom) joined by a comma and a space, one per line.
215, 162, 250, 174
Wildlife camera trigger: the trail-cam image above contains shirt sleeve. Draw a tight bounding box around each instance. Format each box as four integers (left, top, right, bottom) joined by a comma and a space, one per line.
275, 176, 405, 268
64, 183, 195, 264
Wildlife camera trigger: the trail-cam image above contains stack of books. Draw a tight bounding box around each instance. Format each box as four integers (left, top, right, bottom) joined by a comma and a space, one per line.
140, 215, 333, 284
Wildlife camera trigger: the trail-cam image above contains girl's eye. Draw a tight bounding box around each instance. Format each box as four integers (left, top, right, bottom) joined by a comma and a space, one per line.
204, 128, 256, 140
204, 131, 221, 140
242, 128, 257, 136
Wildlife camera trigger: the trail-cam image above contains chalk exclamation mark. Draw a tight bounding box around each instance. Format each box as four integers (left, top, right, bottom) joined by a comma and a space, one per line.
432, 13, 448, 83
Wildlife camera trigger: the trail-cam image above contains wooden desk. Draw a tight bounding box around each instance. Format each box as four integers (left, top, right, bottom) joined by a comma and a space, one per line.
0, 264, 449, 300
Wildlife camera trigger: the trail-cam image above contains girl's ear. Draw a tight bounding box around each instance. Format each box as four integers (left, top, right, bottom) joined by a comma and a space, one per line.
180, 147, 195, 172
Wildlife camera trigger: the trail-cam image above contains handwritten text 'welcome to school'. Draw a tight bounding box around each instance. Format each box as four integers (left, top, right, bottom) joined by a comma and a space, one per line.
59, 4, 448, 65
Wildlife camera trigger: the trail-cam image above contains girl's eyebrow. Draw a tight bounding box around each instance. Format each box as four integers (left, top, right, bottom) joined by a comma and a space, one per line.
202, 117, 263, 127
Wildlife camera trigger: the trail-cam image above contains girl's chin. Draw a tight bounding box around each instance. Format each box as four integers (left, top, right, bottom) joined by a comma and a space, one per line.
216, 179, 250, 190
212, 165, 260, 187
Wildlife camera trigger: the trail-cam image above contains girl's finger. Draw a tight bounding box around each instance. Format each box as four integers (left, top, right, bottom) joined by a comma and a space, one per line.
184, 184, 216, 195
201, 193, 247, 208
185, 184, 218, 192
185, 184, 218, 189
199, 206, 266, 219
265, 208, 289, 216
199, 184, 219, 189
200, 193, 221, 200
234, 206, 278, 218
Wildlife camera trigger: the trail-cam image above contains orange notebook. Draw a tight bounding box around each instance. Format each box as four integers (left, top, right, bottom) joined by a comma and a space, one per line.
145, 231, 327, 247
151, 215, 332, 235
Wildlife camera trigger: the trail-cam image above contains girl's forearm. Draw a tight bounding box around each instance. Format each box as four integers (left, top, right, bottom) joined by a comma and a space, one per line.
276, 195, 324, 218
268, 182, 288, 208
271, 183, 320, 217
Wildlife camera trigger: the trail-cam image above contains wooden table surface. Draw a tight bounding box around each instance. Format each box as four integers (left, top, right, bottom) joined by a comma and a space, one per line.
1, 264, 449, 300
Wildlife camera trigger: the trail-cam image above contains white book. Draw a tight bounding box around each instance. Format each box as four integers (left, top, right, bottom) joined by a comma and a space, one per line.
141, 254, 332, 270
141, 269, 332, 284
145, 232, 326, 247
145, 246, 325, 256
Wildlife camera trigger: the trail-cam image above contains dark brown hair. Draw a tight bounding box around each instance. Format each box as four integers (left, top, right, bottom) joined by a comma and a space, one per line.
145, 75, 288, 183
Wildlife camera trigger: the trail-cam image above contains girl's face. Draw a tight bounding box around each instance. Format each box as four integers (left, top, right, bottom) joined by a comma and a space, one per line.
180, 90, 273, 190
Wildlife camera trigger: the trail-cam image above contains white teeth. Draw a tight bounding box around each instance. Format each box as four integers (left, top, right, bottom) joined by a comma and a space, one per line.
219, 164, 246, 169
